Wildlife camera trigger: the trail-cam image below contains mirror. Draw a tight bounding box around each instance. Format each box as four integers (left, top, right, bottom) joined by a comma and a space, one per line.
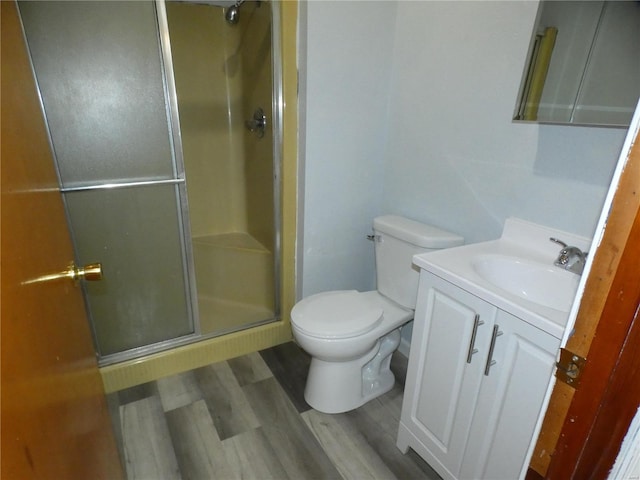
514, 0, 640, 127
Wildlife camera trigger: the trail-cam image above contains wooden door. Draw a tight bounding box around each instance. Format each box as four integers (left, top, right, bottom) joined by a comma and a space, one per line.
544, 126, 640, 479
1, 2, 124, 479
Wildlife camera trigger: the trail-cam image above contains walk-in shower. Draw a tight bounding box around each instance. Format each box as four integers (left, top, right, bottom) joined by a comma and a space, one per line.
18, 0, 286, 368
165, 0, 279, 340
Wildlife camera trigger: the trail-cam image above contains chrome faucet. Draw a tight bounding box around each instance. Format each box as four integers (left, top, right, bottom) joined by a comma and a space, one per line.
550, 238, 588, 275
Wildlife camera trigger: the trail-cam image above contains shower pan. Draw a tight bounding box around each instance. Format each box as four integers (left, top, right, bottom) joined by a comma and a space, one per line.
18, 0, 285, 367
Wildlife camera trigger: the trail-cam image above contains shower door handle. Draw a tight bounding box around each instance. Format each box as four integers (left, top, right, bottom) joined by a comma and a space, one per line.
245, 107, 267, 138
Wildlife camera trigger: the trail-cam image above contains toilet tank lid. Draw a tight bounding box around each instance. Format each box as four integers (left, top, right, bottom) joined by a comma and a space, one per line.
373, 215, 464, 249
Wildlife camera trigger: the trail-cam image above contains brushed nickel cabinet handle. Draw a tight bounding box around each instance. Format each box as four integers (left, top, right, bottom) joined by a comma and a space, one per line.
484, 324, 503, 376
466, 314, 484, 364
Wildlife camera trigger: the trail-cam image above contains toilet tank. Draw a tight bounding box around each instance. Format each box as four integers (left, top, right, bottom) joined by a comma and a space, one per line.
373, 215, 463, 309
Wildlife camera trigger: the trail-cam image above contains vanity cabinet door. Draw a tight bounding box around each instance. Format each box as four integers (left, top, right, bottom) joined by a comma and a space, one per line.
460, 310, 560, 479
398, 272, 497, 479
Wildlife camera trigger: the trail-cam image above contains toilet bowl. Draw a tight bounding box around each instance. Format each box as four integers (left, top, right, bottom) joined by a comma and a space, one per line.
291, 215, 464, 414
292, 290, 413, 413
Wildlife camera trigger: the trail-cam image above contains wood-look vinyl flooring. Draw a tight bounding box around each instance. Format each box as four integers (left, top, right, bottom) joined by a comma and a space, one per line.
108, 342, 441, 480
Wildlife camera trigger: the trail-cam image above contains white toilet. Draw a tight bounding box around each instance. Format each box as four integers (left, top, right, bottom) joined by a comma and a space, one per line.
291, 215, 463, 414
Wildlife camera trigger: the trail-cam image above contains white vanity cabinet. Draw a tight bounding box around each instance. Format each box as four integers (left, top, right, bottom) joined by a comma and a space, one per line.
397, 271, 560, 480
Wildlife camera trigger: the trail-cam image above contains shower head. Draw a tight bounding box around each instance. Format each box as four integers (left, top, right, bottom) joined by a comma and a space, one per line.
225, 0, 243, 25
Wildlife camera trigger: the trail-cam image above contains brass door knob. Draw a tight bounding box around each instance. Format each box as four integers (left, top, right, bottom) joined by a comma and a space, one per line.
70, 262, 102, 282
22, 262, 103, 285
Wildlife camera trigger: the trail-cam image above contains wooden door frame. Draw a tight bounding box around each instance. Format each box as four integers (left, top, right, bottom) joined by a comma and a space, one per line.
529, 123, 640, 478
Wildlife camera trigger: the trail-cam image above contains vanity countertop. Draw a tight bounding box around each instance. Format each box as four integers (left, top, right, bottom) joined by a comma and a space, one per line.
413, 218, 590, 339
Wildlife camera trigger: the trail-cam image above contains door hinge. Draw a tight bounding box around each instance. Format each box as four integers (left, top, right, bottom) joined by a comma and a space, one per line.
555, 348, 586, 388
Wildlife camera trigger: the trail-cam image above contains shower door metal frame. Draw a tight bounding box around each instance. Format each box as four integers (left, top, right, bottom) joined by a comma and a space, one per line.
156, 0, 202, 343
76, 0, 201, 366
271, 0, 284, 322
88, 0, 205, 366
89, 0, 204, 365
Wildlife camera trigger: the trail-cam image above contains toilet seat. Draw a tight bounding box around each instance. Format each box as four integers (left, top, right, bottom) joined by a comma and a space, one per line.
291, 290, 383, 339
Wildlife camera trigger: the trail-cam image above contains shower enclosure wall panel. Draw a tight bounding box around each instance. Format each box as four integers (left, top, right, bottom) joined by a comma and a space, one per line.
166, 1, 276, 335
165, 3, 247, 237
241, 1, 276, 253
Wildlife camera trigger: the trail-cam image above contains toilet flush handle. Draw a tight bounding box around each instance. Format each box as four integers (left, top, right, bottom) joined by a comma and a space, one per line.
366, 234, 381, 242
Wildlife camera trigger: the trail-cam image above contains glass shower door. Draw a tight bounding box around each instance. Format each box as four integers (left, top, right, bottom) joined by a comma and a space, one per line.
19, 1, 197, 361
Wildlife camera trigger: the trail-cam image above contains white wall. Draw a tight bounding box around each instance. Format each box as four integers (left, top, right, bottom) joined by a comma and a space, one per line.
382, 0, 625, 244
299, 1, 397, 297
300, 0, 628, 298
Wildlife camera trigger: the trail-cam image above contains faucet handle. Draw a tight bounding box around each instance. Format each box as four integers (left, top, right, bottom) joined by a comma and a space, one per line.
550, 237, 588, 257
550, 237, 568, 248
550, 237, 588, 275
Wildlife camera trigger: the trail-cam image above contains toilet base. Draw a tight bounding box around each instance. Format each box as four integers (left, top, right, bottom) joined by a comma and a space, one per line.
303, 329, 402, 414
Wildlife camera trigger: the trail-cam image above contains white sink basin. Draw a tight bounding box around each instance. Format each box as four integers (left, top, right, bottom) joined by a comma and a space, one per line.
472, 254, 580, 312
413, 218, 592, 338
